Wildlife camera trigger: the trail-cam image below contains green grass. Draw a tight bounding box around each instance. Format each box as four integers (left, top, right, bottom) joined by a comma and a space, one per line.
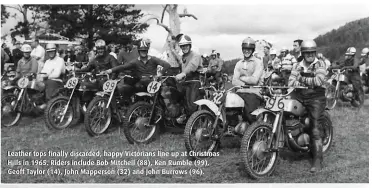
1, 97, 369, 183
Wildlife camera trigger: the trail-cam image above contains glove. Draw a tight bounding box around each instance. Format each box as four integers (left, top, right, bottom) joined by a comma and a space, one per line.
175, 72, 186, 81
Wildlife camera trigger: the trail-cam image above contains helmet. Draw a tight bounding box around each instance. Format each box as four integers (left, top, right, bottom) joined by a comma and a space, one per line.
345, 47, 356, 56
300, 40, 317, 53
46, 43, 57, 52
211, 51, 217, 56
241, 37, 255, 49
270, 49, 277, 55
95, 39, 106, 49
67, 48, 72, 52
202, 54, 208, 58
138, 39, 150, 51
74, 46, 82, 51
21, 44, 32, 53
179, 35, 192, 46
361, 48, 369, 56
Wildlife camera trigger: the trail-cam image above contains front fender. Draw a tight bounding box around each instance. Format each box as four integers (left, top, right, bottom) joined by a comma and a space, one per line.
3, 86, 17, 90
135, 92, 152, 97
194, 99, 223, 120
95, 91, 109, 97
251, 108, 276, 116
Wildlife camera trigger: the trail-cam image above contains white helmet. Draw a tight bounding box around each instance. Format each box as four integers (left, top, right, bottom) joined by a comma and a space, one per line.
21, 44, 32, 53
178, 34, 192, 46
270, 49, 277, 55
95, 39, 106, 49
345, 47, 356, 56
202, 54, 208, 58
361, 48, 369, 56
46, 43, 57, 52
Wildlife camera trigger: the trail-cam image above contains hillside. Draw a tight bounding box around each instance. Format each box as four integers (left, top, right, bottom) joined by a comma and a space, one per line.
314, 17, 369, 62
222, 17, 369, 74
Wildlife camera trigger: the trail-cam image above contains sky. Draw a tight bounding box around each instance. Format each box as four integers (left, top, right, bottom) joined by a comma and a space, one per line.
1, 1, 370, 60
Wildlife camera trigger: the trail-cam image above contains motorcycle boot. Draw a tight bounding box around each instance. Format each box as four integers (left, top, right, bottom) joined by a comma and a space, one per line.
310, 139, 323, 173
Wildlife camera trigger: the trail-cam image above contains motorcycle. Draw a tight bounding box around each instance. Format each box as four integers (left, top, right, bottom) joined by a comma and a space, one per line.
183, 83, 262, 160
123, 74, 206, 144
84, 73, 148, 136
43, 72, 105, 130
262, 67, 286, 86
240, 86, 333, 179
1, 73, 48, 127
326, 69, 364, 109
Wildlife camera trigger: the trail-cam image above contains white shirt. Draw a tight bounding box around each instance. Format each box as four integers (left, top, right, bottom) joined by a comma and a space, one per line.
109, 52, 117, 59
31, 45, 46, 73
41, 56, 66, 82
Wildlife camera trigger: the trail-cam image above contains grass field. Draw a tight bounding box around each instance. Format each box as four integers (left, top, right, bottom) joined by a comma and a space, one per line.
1, 96, 369, 183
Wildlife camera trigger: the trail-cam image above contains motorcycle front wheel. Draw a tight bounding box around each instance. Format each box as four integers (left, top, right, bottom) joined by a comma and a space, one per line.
84, 96, 112, 136
1, 93, 22, 127
44, 96, 78, 130
319, 111, 334, 153
123, 101, 159, 144
240, 120, 279, 179
184, 110, 219, 160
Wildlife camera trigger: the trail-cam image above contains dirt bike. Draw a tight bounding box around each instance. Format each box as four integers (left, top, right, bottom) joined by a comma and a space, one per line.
240, 85, 333, 179
84, 73, 148, 136
262, 68, 286, 86
123, 74, 206, 144
183, 84, 263, 160
326, 69, 364, 109
1, 73, 48, 127
44, 72, 105, 130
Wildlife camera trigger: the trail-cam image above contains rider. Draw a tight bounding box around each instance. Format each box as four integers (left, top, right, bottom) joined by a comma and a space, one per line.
288, 40, 327, 173
328, 47, 364, 105
232, 37, 264, 124
13, 44, 39, 83
40, 43, 66, 102
201, 54, 209, 68
268, 49, 280, 70
360, 48, 369, 93
174, 34, 204, 123
206, 51, 223, 83
100, 38, 171, 92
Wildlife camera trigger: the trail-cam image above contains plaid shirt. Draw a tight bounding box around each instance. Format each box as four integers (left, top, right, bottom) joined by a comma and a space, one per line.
288, 58, 327, 89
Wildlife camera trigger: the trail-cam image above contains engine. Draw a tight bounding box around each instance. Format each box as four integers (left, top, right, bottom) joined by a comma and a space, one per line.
340, 84, 354, 101
285, 116, 311, 151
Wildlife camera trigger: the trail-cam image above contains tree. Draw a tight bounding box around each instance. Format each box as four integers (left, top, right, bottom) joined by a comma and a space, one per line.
28, 5, 148, 49
1, 5, 10, 26
137, 4, 198, 67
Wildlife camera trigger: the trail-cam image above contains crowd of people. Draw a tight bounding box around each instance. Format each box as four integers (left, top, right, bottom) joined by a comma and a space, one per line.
1, 34, 369, 174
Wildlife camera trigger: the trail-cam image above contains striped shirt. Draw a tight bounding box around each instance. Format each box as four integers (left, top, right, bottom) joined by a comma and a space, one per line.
288, 58, 327, 89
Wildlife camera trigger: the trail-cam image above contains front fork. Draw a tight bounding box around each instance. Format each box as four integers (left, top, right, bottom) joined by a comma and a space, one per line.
266, 110, 284, 151
60, 87, 77, 123
14, 88, 25, 113
148, 92, 160, 125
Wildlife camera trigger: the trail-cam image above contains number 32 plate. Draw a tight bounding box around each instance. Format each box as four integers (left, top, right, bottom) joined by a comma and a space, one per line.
147, 81, 161, 94
103, 80, 118, 92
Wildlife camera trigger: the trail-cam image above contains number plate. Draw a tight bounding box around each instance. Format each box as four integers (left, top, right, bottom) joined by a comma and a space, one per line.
157, 66, 163, 75
265, 96, 285, 111
212, 91, 224, 105
17, 77, 29, 88
103, 80, 118, 93
65, 77, 79, 89
147, 81, 161, 94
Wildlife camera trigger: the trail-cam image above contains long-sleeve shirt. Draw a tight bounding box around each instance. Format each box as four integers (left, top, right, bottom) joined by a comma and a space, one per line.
31, 45, 45, 73
288, 58, 327, 89
117, 49, 139, 65
78, 53, 119, 76
111, 56, 171, 78
232, 56, 263, 86
15, 57, 38, 78
181, 51, 203, 80
41, 56, 66, 82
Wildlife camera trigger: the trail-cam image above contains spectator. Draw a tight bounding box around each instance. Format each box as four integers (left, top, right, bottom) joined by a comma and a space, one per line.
293, 39, 304, 62
263, 45, 270, 70
30, 38, 46, 73
1, 47, 10, 74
